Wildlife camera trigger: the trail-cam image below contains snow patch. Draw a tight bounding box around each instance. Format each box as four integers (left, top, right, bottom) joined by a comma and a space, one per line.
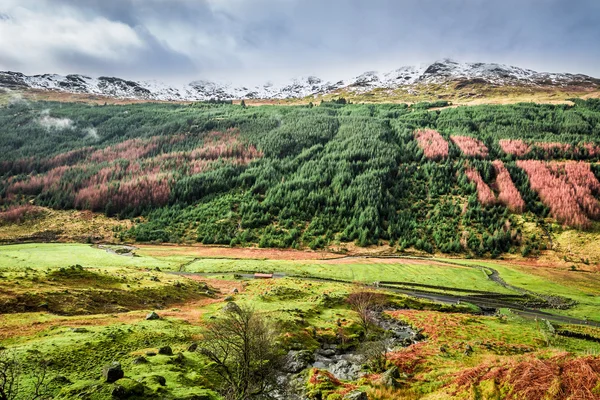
2, 59, 597, 102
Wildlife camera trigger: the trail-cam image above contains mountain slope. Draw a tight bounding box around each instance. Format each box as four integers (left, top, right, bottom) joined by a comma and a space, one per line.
1, 59, 599, 102
2, 99, 600, 257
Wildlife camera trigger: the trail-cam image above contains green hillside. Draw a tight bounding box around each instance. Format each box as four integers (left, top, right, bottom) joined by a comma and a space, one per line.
2, 98, 600, 256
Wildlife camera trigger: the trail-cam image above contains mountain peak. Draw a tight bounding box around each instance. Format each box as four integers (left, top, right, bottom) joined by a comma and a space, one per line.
1, 60, 598, 101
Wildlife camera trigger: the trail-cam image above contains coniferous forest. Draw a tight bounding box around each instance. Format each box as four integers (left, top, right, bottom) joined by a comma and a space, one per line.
2, 98, 600, 256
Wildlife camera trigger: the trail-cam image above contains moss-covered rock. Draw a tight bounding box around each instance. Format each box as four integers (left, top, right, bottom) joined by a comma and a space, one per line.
306, 368, 343, 399
102, 361, 124, 383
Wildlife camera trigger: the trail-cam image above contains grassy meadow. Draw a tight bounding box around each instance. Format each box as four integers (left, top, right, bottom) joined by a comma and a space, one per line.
1, 243, 600, 399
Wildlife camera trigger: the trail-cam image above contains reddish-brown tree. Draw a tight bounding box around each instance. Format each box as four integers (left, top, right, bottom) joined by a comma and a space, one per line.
516, 160, 600, 227
465, 167, 496, 206
492, 160, 525, 213
450, 136, 488, 158
414, 129, 449, 160
499, 139, 531, 157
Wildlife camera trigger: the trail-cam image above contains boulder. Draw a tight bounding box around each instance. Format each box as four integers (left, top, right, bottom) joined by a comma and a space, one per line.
282, 350, 314, 373
464, 344, 473, 356
344, 391, 368, 400
144, 375, 166, 386
187, 342, 198, 352
317, 348, 336, 357
158, 346, 173, 356
380, 366, 400, 388
70, 327, 89, 333
132, 356, 147, 365
169, 352, 185, 364
102, 362, 124, 383
222, 302, 241, 313
146, 311, 160, 320
49, 375, 71, 385
224, 296, 234, 302
111, 378, 145, 398
231, 288, 239, 293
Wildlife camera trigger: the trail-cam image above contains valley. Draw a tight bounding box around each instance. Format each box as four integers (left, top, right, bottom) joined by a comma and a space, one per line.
1, 90, 600, 399
2, 0, 600, 397
1, 243, 600, 399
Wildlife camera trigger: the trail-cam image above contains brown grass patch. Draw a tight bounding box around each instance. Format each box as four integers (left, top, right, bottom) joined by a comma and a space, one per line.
0, 207, 130, 243
0, 276, 240, 340
451, 353, 600, 400
136, 244, 342, 260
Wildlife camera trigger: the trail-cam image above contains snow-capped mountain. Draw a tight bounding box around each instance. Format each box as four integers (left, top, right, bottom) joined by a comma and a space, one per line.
1, 59, 598, 101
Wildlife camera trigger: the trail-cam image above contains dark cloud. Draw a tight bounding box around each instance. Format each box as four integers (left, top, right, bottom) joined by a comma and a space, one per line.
0, 0, 598, 82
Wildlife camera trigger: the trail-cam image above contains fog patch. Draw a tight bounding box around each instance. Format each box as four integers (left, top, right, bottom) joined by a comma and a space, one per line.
84, 127, 99, 140
38, 109, 73, 130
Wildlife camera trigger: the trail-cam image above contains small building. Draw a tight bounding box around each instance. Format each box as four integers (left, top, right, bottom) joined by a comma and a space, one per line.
254, 273, 273, 279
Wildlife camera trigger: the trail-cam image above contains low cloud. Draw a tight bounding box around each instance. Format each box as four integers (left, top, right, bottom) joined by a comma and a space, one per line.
0, 0, 598, 82
38, 109, 73, 130
84, 127, 99, 140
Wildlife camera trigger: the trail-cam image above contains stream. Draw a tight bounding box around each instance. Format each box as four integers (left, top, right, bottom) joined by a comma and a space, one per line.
274, 309, 419, 399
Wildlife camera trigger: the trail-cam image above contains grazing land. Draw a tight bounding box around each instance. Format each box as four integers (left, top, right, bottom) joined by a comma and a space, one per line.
1, 243, 600, 399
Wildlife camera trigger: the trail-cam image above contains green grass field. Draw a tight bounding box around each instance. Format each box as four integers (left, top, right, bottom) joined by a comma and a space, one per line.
183, 258, 515, 294
2, 243, 600, 399
439, 258, 600, 322
0, 243, 191, 270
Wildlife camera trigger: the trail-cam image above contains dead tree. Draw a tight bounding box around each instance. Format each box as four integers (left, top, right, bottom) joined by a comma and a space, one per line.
358, 338, 395, 373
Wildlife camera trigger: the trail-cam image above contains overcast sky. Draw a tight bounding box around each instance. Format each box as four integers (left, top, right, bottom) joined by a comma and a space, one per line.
0, 0, 599, 84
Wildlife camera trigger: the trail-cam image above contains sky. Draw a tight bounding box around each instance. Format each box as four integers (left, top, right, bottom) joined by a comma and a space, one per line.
0, 0, 599, 84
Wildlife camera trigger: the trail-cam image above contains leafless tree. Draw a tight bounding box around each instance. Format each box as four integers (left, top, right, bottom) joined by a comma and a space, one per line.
0, 349, 20, 400
358, 338, 396, 373
346, 288, 387, 335
0, 349, 53, 400
199, 303, 283, 400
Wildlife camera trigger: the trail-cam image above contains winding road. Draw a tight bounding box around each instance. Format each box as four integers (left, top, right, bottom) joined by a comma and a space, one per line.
170, 258, 600, 328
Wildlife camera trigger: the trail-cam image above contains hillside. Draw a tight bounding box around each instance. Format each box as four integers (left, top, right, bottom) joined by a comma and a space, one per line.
2, 59, 600, 104
2, 98, 600, 259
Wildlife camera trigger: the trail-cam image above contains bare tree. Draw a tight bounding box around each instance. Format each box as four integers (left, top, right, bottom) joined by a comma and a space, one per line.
346, 288, 386, 335
0, 349, 20, 400
199, 303, 283, 400
358, 338, 396, 373
0, 349, 53, 400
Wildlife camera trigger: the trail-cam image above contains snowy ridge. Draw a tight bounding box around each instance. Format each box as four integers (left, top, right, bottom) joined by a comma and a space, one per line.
1, 59, 598, 101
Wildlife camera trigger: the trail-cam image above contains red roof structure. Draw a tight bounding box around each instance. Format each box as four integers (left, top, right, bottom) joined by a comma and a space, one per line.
254, 273, 273, 279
